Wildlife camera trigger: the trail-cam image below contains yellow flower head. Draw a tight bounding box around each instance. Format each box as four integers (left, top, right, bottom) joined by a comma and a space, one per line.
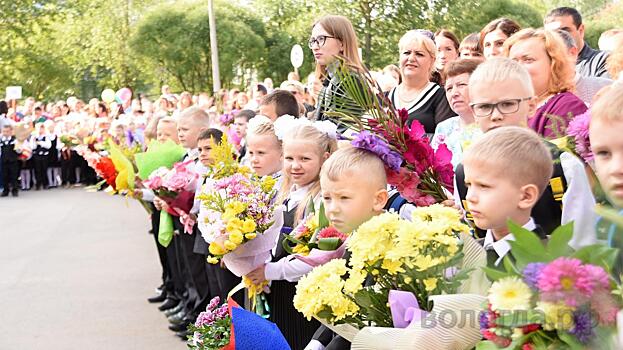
381, 259, 405, 275
245, 232, 257, 240
423, 277, 438, 292
536, 301, 575, 331
242, 219, 257, 233
488, 277, 533, 312
209, 242, 226, 256
260, 176, 276, 193
226, 218, 244, 233
223, 240, 237, 251
229, 231, 244, 245
293, 259, 359, 322
226, 201, 246, 215
207, 256, 220, 264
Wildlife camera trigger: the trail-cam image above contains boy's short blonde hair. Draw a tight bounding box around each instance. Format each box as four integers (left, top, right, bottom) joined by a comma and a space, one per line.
464, 126, 553, 195
320, 147, 387, 189
468, 57, 534, 96
591, 84, 623, 123
178, 106, 210, 126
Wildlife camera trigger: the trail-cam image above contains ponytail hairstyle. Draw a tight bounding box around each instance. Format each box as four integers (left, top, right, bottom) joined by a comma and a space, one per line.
278, 123, 338, 224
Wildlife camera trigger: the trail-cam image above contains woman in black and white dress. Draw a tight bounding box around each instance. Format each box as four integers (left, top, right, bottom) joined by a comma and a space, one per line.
388, 30, 454, 135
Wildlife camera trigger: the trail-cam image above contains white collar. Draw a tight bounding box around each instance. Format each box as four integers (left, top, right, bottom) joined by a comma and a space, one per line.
483, 218, 536, 266
185, 148, 199, 161
287, 183, 313, 211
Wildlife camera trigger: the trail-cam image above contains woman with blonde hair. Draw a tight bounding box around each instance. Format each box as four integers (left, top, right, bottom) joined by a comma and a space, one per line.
504, 28, 587, 138
388, 30, 454, 134
310, 15, 366, 124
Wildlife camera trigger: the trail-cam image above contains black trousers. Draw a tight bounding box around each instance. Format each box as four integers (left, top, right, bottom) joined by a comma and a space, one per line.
174, 221, 210, 317
166, 233, 185, 301
33, 155, 49, 188
214, 264, 243, 306
1, 161, 19, 192
150, 206, 174, 294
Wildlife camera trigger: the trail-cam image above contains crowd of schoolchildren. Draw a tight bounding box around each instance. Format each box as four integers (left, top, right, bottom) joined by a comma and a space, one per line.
2, 6, 623, 349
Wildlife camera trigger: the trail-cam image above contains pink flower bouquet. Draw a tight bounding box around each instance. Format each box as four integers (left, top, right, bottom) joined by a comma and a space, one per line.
144, 160, 199, 221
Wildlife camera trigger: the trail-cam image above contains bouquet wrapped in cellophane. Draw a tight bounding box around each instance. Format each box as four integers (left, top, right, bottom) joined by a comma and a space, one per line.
294, 205, 489, 349
325, 59, 454, 206
477, 222, 622, 350
282, 201, 349, 267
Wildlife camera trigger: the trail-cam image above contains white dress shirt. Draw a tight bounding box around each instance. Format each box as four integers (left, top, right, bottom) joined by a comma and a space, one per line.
483, 218, 536, 266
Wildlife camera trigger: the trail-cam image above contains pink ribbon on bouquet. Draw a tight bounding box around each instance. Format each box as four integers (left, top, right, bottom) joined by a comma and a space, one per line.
388, 290, 429, 328
175, 208, 196, 234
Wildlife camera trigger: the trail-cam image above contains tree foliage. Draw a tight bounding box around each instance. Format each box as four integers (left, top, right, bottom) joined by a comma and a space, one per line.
0, 0, 620, 100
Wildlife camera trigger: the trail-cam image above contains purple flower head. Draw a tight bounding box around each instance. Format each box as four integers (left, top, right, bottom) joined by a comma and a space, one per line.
523, 262, 546, 290
479, 311, 491, 330
351, 131, 403, 172
570, 310, 594, 344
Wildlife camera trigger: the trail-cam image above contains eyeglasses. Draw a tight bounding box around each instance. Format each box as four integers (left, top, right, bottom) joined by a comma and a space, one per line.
308, 35, 335, 49
470, 97, 532, 118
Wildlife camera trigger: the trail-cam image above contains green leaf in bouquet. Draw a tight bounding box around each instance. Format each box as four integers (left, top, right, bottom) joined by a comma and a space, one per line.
572, 244, 618, 271
507, 220, 549, 269
475, 341, 501, 350
557, 330, 585, 350
318, 237, 342, 251
494, 310, 543, 328
544, 222, 574, 259
482, 266, 511, 282
281, 234, 307, 255
310, 202, 330, 244
306, 197, 316, 216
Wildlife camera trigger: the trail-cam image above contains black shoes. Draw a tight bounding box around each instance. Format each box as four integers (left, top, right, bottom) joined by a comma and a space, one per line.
1, 192, 8, 197
11, 190, 17, 197
176, 330, 191, 340
158, 298, 179, 311
147, 290, 167, 303
168, 322, 190, 332
163, 302, 184, 316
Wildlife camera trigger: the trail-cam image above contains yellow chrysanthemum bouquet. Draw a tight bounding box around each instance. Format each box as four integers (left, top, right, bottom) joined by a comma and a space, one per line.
294, 205, 474, 328
197, 136, 280, 277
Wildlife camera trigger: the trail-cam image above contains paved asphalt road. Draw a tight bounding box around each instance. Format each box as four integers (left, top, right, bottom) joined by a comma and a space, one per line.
0, 188, 186, 350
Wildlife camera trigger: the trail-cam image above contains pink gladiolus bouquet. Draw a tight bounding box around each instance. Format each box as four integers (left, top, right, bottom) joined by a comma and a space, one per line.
324, 59, 454, 205
144, 159, 199, 223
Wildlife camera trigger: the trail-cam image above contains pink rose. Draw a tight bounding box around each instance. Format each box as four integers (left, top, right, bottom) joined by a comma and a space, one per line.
145, 175, 163, 189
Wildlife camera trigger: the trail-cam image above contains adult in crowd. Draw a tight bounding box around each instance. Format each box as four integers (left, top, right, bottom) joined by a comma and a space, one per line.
311, 15, 366, 124
459, 33, 484, 60
504, 28, 587, 138
434, 29, 460, 84
388, 30, 454, 134
280, 79, 315, 115
556, 30, 612, 105
432, 59, 482, 169
544, 6, 610, 78
480, 18, 521, 59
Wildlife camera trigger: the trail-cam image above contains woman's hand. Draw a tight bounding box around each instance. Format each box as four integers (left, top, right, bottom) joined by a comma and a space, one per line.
154, 196, 169, 211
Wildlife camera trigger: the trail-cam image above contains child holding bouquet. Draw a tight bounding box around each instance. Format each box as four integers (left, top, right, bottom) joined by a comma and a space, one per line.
462, 127, 553, 267
246, 121, 338, 349
306, 146, 390, 350
153, 106, 211, 337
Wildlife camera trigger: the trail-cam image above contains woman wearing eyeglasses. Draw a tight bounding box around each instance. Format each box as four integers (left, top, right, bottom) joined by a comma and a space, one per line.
310, 15, 365, 125
388, 30, 455, 135
504, 28, 587, 139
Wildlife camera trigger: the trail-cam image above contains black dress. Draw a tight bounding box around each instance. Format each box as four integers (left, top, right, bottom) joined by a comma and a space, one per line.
48, 135, 60, 168
388, 83, 454, 135
268, 202, 320, 350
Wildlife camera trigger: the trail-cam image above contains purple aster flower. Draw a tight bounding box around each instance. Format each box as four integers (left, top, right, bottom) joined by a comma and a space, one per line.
351, 131, 403, 171
570, 310, 594, 344
523, 262, 546, 290
195, 310, 216, 327
479, 311, 490, 330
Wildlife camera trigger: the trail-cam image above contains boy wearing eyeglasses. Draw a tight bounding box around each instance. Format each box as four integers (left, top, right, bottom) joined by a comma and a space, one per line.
454, 57, 596, 250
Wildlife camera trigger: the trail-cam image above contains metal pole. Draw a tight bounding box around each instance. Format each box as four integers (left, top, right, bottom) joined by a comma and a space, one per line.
208, 0, 221, 92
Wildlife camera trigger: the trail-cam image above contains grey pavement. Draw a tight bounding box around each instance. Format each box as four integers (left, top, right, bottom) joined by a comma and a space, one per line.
0, 187, 186, 350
